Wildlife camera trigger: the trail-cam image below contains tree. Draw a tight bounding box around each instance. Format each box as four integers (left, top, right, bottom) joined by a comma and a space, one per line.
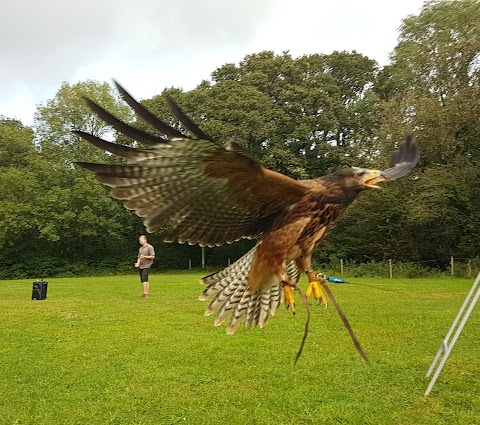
0, 118, 35, 166
375, 0, 480, 164
307, 1, 480, 265
0, 113, 144, 278
0, 119, 38, 254
6, 4, 479, 277
143, 51, 382, 180
34, 80, 134, 163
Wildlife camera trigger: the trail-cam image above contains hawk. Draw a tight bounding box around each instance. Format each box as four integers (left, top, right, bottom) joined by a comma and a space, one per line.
76, 82, 419, 361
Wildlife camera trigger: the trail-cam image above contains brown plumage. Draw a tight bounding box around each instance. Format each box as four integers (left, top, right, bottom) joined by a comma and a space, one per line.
76, 81, 419, 340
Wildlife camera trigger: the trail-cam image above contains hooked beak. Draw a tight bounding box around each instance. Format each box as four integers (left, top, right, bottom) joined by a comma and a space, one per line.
362, 170, 389, 190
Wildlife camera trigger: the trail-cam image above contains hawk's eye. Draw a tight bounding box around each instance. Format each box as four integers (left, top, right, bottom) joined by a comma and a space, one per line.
356, 170, 366, 177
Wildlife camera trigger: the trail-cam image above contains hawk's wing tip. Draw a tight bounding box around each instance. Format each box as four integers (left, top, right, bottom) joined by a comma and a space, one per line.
382, 135, 420, 180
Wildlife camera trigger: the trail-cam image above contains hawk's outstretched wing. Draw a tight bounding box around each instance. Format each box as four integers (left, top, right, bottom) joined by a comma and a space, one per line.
76, 82, 309, 247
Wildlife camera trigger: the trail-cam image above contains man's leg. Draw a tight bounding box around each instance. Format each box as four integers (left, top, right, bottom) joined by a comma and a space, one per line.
141, 268, 150, 297
142, 280, 149, 297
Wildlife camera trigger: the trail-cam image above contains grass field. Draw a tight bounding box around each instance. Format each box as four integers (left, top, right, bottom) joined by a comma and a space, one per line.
0, 272, 479, 424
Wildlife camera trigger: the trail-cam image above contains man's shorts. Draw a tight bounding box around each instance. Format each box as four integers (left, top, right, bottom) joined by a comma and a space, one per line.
139, 267, 150, 283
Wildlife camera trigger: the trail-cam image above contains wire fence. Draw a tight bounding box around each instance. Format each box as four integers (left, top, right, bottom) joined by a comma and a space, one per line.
192, 249, 480, 279
315, 257, 480, 279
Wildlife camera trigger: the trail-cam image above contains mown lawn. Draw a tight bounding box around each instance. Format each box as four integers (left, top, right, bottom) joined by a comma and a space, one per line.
0, 272, 479, 424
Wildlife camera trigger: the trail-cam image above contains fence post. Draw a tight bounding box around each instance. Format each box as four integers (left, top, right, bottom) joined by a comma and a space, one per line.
189, 259, 192, 270
451, 256, 454, 276
340, 259, 344, 277
201, 246, 205, 269
389, 259, 393, 279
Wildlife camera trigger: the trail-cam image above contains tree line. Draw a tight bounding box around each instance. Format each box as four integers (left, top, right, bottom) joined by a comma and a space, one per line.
1, 0, 479, 279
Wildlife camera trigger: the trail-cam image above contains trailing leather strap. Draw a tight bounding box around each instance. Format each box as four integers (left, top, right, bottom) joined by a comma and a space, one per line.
319, 279, 370, 364
294, 288, 311, 365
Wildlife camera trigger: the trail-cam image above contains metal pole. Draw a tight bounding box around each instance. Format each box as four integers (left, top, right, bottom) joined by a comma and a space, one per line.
389, 259, 393, 279
201, 246, 205, 269
426, 272, 480, 378
340, 259, 344, 277
451, 256, 454, 276
424, 272, 480, 396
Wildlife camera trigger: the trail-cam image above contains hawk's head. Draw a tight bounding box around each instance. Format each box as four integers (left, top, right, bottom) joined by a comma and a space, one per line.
327, 135, 420, 192
351, 167, 385, 191
323, 167, 385, 192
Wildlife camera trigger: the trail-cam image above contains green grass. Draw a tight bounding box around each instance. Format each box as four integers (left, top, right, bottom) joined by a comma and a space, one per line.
0, 272, 479, 424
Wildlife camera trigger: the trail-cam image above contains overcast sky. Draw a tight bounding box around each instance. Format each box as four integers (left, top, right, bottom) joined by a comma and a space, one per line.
1, 0, 425, 126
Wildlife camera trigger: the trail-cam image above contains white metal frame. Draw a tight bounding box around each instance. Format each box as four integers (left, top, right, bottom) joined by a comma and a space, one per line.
424, 272, 480, 396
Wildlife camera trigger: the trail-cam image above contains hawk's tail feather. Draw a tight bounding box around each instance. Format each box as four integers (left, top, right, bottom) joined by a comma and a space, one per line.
200, 246, 292, 333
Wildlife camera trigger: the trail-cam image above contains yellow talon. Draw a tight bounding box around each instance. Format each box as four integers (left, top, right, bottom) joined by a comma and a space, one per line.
284, 285, 296, 315
306, 280, 327, 307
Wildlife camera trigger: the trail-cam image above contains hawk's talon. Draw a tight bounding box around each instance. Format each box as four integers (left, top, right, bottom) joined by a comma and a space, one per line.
316, 298, 328, 309
283, 285, 296, 315
305, 280, 328, 309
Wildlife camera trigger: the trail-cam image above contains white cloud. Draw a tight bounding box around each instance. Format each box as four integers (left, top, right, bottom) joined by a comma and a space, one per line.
0, 0, 424, 125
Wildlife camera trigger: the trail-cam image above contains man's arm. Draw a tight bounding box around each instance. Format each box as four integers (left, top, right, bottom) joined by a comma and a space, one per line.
135, 249, 141, 267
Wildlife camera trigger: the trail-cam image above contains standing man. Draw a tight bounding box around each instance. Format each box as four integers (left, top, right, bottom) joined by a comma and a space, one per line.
135, 235, 155, 298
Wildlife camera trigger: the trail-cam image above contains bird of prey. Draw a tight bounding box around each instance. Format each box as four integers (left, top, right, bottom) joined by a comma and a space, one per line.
76, 81, 419, 360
